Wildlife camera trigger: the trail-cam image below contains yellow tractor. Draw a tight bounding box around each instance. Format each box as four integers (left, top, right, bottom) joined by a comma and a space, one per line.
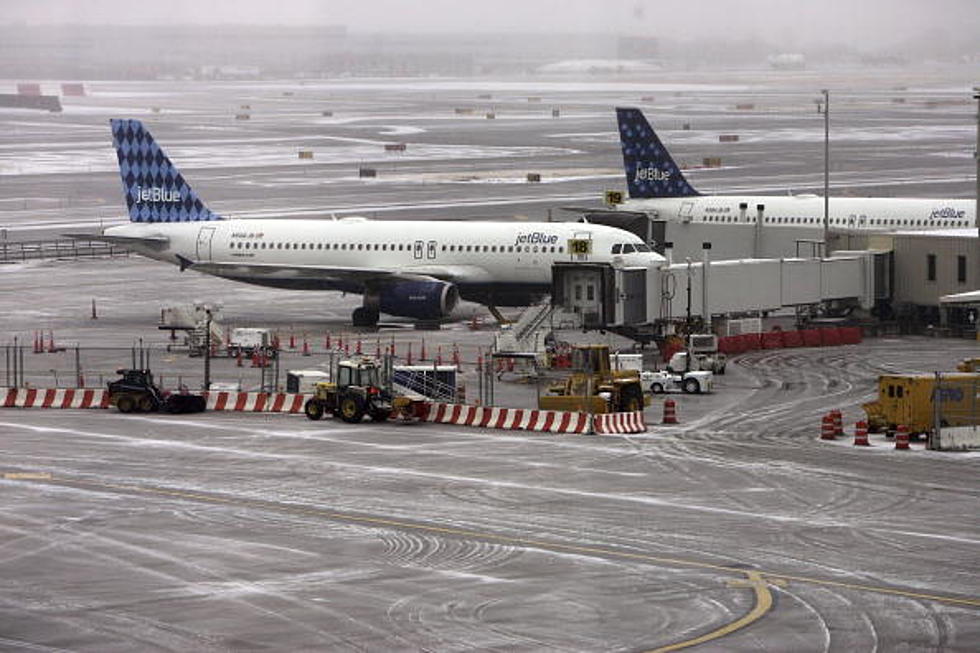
539, 344, 647, 413
304, 357, 392, 423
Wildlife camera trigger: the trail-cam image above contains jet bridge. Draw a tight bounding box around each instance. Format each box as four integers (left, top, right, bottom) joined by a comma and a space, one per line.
551, 251, 883, 332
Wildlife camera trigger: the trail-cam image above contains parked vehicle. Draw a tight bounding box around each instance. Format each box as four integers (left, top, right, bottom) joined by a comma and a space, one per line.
644, 369, 714, 394
107, 368, 206, 414
540, 344, 647, 413
304, 357, 393, 423
863, 373, 980, 436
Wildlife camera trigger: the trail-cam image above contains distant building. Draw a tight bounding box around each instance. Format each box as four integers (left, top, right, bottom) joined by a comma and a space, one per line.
768, 53, 806, 70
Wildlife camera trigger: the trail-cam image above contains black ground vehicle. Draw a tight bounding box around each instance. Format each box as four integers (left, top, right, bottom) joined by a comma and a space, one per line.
107, 369, 206, 414
304, 358, 393, 423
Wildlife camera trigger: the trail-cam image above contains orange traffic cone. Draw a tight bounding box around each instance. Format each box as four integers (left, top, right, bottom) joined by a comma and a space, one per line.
820, 414, 836, 440
895, 424, 910, 450
853, 421, 870, 446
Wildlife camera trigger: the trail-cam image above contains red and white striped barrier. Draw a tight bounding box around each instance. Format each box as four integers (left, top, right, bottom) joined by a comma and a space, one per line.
2, 388, 110, 409
203, 392, 308, 413
593, 410, 646, 434
417, 403, 647, 435
419, 402, 591, 434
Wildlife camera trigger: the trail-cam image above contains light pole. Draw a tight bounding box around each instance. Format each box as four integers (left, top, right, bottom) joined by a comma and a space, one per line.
974, 86, 979, 241
203, 308, 212, 390
817, 89, 830, 254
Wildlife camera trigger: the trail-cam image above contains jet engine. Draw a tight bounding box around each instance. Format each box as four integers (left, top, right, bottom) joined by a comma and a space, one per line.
378, 281, 459, 321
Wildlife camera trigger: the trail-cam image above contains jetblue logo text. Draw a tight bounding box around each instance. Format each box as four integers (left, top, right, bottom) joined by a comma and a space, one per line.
634, 167, 671, 183
514, 232, 559, 247
134, 186, 182, 204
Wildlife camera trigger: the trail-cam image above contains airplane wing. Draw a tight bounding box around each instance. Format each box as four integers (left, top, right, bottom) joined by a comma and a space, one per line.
63, 232, 170, 247
186, 260, 492, 285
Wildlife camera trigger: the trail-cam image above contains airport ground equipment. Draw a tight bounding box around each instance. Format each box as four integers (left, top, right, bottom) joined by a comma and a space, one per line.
286, 369, 330, 393
227, 328, 276, 359
645, 369, 713, 394
862, 373, 980, 436
303, 357, 393, 423
107, 368, 206, 414
539, 344, 647, 413
956, 357, 980, 373
666, 333, 728, 374
158, 303, 225, 356
666, 350, 727, 375
391, 364, 458, 402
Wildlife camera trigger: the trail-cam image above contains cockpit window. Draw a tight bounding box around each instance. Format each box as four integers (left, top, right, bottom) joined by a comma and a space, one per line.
611, 244, 622, 254
622, 244, 636, 254
635, 243, 651, 252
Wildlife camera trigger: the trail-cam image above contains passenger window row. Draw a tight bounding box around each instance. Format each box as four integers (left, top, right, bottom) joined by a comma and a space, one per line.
230, 241, 566, 254
702, 215, 968, 228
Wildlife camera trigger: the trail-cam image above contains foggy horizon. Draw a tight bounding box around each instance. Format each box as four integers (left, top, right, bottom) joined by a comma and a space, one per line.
2, 0, 979, 51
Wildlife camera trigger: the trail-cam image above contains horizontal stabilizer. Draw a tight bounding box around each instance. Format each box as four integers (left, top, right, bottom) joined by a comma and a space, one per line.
63, 232, 170, 247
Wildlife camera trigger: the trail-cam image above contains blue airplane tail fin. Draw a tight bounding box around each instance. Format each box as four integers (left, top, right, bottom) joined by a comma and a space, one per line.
616, 107, 699, 199
110, 119, 221, 223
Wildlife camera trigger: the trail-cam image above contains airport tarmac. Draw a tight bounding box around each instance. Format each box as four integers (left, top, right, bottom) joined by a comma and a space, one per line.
2, 69, 979, 650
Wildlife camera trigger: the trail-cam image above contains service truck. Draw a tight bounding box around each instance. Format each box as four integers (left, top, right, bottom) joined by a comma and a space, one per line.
227, 327, 276, 359
667, 333, 727, 374
645, 369, 713, 394
862, 373, 980, 436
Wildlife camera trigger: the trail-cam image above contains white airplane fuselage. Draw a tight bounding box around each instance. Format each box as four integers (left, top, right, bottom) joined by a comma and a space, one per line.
617, 195, 976, 232
107, 217, 661, 305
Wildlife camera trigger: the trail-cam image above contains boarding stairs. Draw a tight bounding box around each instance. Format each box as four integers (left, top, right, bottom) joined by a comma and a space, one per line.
493, 299, 582, 355
391, 368, 457, 402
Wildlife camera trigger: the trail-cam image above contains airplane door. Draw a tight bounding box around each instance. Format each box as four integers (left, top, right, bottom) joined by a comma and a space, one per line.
427, 240, 437, 259
678, 202, 695, 223
196, 226, 216, 261
413, 240, 424, 260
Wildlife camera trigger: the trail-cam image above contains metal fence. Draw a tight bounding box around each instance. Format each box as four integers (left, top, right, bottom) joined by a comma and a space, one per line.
0, 238, 130, 263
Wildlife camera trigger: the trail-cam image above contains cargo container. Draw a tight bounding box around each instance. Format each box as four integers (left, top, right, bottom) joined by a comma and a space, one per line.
862, 373, 980, 436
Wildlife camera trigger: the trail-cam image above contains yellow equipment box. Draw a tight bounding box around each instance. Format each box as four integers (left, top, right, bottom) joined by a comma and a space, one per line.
863, 373, 980, 435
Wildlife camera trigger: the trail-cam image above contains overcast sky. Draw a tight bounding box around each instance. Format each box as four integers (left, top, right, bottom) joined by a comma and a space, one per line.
3, 0, 979, 49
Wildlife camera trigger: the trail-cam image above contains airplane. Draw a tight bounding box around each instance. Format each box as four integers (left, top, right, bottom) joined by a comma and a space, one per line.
75, 119, 663, 327
611, 107, 977, 232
